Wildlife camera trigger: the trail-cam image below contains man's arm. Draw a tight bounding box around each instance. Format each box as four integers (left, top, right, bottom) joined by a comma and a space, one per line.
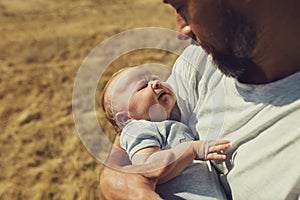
100, 135, 168, 200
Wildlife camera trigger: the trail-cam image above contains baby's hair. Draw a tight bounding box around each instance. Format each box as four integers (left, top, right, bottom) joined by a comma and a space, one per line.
101, 67, 130, 135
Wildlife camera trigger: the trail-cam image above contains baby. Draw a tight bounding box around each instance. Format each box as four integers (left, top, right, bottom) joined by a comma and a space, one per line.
102, 66, 230, 184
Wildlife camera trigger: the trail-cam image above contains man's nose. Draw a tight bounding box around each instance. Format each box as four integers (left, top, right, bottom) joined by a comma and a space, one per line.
175, 12, 195, 40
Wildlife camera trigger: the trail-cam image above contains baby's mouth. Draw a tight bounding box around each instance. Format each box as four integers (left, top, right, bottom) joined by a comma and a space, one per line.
158, 91, 167, 100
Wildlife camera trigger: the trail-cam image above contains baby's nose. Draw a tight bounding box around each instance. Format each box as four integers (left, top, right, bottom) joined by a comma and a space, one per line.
150, 80, 161, 88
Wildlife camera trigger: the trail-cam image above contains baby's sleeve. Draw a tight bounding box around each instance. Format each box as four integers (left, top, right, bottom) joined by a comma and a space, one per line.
120, 120, 162, 160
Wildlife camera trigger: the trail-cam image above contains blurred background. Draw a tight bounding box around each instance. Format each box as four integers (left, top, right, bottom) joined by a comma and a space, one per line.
0, 0, 179, 199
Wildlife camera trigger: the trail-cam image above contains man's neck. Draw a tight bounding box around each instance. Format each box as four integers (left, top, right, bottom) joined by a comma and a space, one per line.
237, 0, 300, 84
239, 63, 300, 84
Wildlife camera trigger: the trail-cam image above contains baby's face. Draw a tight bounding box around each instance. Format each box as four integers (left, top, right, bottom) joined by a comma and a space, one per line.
111, 67, 176, 121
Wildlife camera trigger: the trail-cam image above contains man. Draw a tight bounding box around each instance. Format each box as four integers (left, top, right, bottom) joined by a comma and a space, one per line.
100, 0, 300, 199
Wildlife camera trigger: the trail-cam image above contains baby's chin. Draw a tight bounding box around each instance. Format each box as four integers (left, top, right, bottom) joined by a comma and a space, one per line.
148, 104, 168, 122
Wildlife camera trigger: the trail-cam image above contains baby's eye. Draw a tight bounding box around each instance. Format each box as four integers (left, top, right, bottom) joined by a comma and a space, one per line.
152, 75, 161, 81
137, 82, 148, 91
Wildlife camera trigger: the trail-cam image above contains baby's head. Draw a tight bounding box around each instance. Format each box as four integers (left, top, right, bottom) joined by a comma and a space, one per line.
102, 66, 177, 133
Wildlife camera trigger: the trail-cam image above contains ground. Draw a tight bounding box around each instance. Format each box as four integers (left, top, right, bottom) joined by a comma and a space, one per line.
0, 0, 179, 199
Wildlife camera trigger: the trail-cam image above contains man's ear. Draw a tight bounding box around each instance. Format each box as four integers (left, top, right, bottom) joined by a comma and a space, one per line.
115, 111, 131, 128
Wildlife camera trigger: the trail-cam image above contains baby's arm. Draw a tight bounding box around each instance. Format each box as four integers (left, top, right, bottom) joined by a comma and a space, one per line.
131, 140, 230, 184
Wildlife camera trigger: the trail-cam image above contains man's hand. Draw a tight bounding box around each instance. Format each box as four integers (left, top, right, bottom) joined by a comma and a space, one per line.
100, 165, 164, 200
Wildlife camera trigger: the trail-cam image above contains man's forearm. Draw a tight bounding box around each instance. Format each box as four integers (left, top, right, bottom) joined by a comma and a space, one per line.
100, 166, 162, 200
156, 142, 195, 184
106, 135, 131, 167
100, 136, 162, 200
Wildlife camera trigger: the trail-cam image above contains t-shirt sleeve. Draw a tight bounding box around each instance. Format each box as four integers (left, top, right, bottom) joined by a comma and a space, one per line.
120, 120, 162, 160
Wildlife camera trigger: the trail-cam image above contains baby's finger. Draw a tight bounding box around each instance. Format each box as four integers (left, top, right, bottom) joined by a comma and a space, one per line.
205, 153, 226, 160
211, 140, 231, 145
208, 143, 230, 153
204, 140, 230, 149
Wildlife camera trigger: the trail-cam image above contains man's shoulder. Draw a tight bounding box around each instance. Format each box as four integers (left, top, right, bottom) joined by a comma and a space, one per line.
173, 45, 221, 83
171, 45, 226, 95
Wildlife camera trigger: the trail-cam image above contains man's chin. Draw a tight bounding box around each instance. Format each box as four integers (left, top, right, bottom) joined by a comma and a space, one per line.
200, 43, 246, 78
211, 53, 247, 78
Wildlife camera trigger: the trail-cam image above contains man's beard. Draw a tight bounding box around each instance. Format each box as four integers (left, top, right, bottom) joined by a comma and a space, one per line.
200, 6, 257, 78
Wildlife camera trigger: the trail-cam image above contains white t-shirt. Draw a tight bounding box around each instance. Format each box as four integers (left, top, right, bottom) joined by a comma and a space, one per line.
166, 45, 300, 199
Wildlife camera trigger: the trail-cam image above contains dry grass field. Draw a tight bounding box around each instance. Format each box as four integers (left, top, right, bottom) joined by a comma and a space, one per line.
0, 0, 180, 199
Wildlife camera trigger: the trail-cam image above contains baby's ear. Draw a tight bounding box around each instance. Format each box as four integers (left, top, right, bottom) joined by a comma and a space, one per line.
115, 111, 131, 129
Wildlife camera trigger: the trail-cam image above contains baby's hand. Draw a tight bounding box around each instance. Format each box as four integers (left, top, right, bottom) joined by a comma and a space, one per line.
192, 140, 231, 160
